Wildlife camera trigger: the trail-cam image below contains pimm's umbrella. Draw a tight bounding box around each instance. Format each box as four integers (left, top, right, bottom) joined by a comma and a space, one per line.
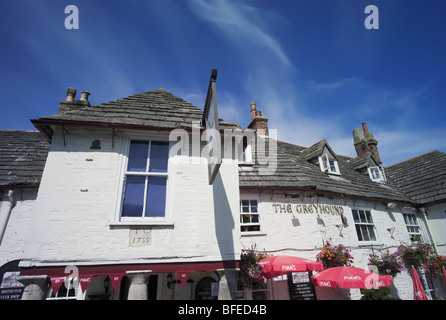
259, 255, 324, 279
411, 266, 428, 300
311, 266, 394, 289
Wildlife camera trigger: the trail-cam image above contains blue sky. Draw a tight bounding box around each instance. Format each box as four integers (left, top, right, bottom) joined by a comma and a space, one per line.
1, 0, 445, 166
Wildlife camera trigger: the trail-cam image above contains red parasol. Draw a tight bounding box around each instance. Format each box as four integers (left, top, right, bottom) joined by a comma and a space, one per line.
411, 266, 428, 300
259, 255, 324, 279
311, 266, 394, 289
443, 267, 446, 291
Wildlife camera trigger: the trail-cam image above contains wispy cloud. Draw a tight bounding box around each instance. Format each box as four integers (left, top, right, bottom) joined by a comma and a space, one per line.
188, 0, 291, 66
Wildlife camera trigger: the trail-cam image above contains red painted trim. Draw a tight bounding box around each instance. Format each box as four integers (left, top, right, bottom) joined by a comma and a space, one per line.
19, 260, 239, 277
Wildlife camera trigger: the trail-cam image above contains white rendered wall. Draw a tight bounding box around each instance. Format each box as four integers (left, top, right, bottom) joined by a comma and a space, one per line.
20, 126, 241, 268
0, 188, 38, 267
423, 203, 446, 256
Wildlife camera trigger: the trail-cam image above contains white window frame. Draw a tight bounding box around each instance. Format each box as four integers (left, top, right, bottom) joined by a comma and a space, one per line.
319, 153, 340, 175
403, 213, 423, 242
240, 196, 265, 236
368, 166, 386, 183
352, 208, 379, 245
112, 133, 173, 226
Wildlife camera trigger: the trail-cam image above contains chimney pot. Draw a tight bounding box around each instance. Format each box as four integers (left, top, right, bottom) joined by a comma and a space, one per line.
250, 102, 257, 120
362, 122, 368, 133
66, 88, 76, 101
80, 91, 90, 101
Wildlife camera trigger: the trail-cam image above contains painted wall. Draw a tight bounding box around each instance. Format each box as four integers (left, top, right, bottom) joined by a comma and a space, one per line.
424, 203, 446, 256
0, 188, 38, 267
19, 126, 241, 268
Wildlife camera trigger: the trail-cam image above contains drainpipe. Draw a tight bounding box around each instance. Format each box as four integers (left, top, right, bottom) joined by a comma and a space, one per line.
0, 190, 14, 245
419, 207, 438, 254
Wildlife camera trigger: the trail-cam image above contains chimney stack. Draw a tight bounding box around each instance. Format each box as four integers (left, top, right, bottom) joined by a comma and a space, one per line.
59, 87, 91, 115
352, 122, 381, 163
248, 101, 268, 136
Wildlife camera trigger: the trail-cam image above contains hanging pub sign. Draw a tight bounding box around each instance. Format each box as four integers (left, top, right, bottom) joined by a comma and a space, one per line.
201, 69, 221, 185
287, 272, 317, 300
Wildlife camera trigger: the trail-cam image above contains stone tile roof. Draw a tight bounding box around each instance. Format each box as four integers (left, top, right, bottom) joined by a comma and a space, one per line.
0, 130, 49, 188
37, 88, 239, 130
301, 139, 337, 160
385, 150, 446, 205
239, 137, 414, 203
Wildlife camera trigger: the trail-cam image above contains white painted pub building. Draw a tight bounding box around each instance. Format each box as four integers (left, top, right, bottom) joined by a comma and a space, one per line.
0, 82, 445, 300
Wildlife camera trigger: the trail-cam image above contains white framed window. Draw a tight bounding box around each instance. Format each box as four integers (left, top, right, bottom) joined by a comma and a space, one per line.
240, 198, 263, 234
352, 209, 378, 243
368, 166, 386, 183
319, 153, 340, 175
113, 136, 172, 225
403, 213, 423, 242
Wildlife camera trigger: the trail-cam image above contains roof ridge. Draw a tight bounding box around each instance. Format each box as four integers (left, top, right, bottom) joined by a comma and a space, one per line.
301, 139, 326, 152
0, 129, 40, 133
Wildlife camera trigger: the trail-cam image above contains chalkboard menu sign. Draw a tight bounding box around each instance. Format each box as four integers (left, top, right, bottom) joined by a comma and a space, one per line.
287, 272, 316, 300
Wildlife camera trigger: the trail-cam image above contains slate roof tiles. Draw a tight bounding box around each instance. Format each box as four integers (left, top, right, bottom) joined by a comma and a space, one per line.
0, 130, 49, 188
385, 150, 446, 205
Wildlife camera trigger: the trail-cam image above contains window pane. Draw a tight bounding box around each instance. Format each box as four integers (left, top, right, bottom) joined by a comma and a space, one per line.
355, 225, 363, 241
403, 214, 409, 224
127, 141, 149, 172
149, 142, 169, 173
241, 200, 249, 213
251, 214, 259, 223
145, 176, 167, 217
329, 160, 336, 172
352, 210, 360, 223
241, 214, 250, 223
361, 225, 370, 241
359, 210, 366, 223
122, 176, 145, 217
365, 211, 373, 223
367, 225, 376, 241
250, 200, 258, 213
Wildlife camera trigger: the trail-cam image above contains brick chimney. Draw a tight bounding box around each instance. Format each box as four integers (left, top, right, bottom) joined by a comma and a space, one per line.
248, 102, 268, 136
58, 88, 90, 114
352, 122, 381, 163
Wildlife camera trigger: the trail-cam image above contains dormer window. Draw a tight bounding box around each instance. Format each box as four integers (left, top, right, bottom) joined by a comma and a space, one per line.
319, 153, 340, 175
368, 166, 386, 183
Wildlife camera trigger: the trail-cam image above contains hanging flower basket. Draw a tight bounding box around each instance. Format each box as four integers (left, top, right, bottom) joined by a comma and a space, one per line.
396, 242, 434, 269
368, 248, 405, 278
316, 242, 353, 269
238, 245, 270, 287
424, 254, 446, 277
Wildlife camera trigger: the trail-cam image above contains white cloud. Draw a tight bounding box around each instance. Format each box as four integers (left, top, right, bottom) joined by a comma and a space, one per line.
189, 0, 291, 66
